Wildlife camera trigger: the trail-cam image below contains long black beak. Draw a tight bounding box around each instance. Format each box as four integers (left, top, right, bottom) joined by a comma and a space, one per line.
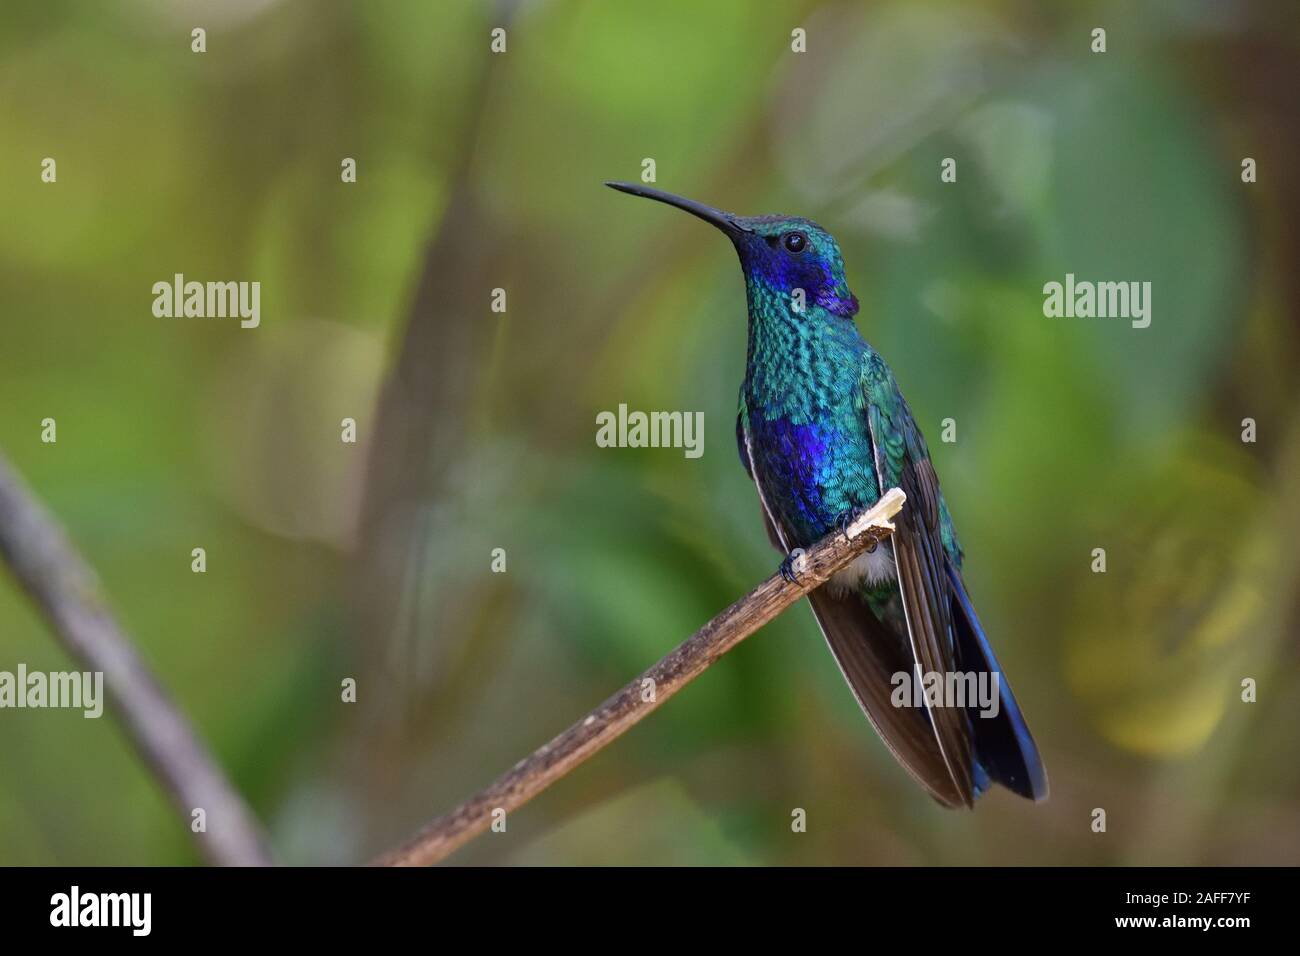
605, 181, 749, 236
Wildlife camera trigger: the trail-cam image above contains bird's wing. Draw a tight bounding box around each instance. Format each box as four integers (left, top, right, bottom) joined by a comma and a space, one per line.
737, 412, 784, 551
738, 410, 969, 808
860, 354, 976, 804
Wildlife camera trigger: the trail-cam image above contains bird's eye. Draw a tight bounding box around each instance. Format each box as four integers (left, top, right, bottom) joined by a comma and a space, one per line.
782, 231, 807, 253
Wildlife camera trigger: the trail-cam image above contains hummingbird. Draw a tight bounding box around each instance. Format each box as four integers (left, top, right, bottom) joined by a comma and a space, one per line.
607, 181, 1047, 807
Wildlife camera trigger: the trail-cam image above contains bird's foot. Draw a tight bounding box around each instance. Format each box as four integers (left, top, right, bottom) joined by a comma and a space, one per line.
834, 509, 877, 552
779, 548, 807, 584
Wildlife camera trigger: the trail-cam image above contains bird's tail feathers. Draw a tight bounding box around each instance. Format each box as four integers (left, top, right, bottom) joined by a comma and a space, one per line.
947, 564, 1048, 801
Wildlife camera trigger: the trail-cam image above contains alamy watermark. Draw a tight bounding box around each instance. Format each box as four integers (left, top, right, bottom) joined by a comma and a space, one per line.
1043, 273, 1151, 328
891, 669, 1000, 718
152, 273, 260, 328
595, 403, 704, 459
0, 664, 103, 718
50, 886, 150, 936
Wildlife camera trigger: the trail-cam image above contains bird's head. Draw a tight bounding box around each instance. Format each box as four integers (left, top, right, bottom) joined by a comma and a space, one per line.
606, 181, 858, 319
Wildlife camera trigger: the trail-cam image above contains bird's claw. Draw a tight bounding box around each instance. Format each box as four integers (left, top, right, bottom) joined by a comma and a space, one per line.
835, 508, 876, 552
779, 549, 806, 584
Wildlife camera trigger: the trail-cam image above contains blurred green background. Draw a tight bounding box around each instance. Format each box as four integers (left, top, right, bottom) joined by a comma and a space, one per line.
2, 0, 1298, 865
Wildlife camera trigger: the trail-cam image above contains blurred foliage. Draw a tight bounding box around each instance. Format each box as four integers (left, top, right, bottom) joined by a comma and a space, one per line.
1, 0, 1298, 865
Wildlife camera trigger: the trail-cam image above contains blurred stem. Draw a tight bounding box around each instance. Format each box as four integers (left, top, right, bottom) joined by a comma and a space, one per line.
350, 0, 519, 692
0, 452, 272, 866
372, 489, 906, 867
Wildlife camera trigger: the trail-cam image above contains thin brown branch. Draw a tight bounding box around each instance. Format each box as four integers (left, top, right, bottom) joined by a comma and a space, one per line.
372, 487, 907, 867
0, 452, 272, 866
